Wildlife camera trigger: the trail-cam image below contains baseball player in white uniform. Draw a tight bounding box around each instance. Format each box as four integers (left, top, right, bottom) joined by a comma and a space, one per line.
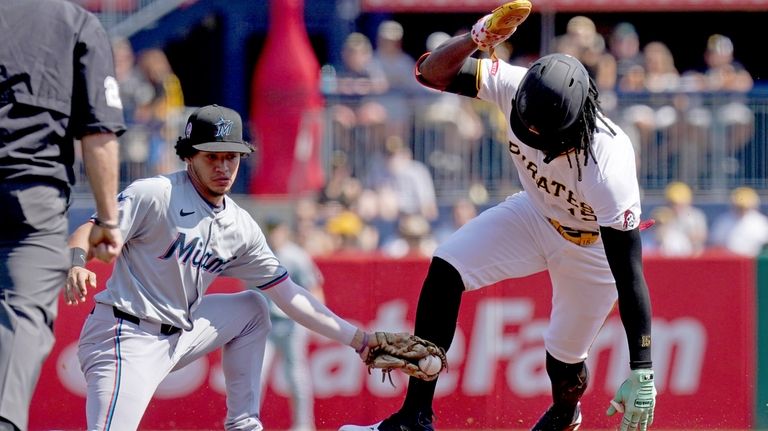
340, 5, 656, 431
65, 105, 377, 431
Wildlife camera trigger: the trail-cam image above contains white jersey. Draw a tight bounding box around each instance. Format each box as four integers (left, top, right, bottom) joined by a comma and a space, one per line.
477, 58, 642, 232
93, 170, 287, 330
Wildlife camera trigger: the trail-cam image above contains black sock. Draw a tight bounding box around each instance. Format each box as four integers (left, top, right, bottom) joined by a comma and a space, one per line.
402, 257, 465, 416
545, 351, 589, 407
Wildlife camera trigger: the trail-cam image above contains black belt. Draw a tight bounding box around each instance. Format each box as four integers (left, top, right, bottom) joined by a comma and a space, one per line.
112, 306, 181, 336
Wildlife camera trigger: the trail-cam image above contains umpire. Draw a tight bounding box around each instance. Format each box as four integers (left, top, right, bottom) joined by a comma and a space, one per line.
0, 1, 125, 429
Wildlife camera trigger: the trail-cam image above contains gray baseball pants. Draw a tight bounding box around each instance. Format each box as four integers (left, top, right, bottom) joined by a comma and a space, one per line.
0, 183, 69, 431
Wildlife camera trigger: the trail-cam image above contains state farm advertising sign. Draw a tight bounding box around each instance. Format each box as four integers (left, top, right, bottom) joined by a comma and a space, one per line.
29, 256, 755, 429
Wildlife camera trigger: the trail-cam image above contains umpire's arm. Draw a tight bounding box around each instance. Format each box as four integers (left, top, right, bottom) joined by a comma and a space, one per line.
600, 226, 653, 370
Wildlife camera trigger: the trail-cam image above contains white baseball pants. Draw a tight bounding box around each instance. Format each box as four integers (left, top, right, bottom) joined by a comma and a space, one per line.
434, 192, 619, 364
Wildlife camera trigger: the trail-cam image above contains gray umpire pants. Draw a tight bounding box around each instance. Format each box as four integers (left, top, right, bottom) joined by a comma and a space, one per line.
0, 182, 68, 431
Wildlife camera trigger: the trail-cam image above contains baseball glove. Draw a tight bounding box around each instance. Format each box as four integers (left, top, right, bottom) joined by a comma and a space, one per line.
471, 0, 533, 57
365, 332, 448, 385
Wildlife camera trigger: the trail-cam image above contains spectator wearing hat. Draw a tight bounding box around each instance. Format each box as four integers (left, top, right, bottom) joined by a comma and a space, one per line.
324, 32, 390, 177
647, 181, 708, 256
380, 214, 437, 258
682, 34, 755, 179
710, 187, 768, 256
370, 20, 426, 142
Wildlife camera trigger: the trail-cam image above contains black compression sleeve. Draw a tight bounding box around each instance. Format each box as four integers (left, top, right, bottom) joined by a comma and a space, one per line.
444, 58, 481, 97
599, 226, 653, 369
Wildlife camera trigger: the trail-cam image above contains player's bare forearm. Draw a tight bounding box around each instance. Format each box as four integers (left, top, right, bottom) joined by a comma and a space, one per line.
81, 132, 120, 224
418, 33, 478, 89
600, 226, 653, 369
264, 278, 358, 346
68, 222, 95, 258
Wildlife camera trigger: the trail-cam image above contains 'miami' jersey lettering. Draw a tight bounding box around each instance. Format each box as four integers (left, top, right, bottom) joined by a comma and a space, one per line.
159, 232, 236, 273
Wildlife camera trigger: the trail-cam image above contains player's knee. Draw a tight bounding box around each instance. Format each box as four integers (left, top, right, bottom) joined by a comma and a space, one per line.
545, 350, 589, 406
240, 290, 272, 335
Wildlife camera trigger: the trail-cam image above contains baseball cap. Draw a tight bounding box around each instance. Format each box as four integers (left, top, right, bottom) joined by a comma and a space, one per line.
707, 34, 733, 55
731, 186, 760, 209
378, 20, 404, 41
179, 104, 253, 153
664, 181, 693, 205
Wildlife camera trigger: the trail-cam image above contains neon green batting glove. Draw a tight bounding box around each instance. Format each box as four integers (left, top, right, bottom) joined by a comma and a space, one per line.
606, 368, 657, 430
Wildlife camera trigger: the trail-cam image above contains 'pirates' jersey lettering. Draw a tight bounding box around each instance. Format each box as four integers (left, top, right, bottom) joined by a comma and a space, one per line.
159, 232, 235, 273
536, 176, 550, 193
550, 180, 566, 197
509, 140, 599, 222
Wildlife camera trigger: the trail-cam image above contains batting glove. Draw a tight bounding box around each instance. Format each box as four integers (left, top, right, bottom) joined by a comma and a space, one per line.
470, 0, 532, 57
607, 368, 657, 430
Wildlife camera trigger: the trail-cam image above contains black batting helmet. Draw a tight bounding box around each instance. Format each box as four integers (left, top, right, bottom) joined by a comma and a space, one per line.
510, 53, 590, 156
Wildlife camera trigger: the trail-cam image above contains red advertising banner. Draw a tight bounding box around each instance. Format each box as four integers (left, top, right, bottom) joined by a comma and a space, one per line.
29, 255, 754, 430
361, 0, 768, 12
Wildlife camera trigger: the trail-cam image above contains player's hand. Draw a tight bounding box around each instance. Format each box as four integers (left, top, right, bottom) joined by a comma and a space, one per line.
88, 224, 124, 263
65, 267, 97, 306
607, 368, 656, 430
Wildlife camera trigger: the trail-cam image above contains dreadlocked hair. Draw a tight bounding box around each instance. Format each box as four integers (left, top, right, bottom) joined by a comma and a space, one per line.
559, 77, 616, 181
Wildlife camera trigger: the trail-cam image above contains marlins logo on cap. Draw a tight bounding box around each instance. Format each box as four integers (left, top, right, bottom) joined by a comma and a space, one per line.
178, 104, 253, 154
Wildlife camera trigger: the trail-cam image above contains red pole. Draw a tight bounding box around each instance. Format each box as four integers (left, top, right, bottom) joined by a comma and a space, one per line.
249, 0, 325, 195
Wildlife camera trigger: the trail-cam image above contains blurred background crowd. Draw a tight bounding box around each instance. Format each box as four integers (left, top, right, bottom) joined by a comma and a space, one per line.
69, 0, 768, 260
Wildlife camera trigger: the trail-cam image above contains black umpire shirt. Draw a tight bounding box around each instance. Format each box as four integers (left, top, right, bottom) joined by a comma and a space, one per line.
0, 0, 125, 190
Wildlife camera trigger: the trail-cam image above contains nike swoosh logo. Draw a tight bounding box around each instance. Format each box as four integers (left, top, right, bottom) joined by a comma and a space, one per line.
179, 209, 195, 217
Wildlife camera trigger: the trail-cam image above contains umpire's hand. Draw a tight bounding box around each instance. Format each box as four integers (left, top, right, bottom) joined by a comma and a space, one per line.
88, 224, 123, 263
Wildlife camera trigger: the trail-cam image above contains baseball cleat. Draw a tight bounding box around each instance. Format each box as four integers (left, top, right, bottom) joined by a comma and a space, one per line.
485, 0, 533, 36
339, 410, 434, 431
531, 402, 582, 430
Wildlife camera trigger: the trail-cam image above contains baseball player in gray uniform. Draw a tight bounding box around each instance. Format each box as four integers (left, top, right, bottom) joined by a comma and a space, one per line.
66, 105, 377, 431
341, 4, 656, 431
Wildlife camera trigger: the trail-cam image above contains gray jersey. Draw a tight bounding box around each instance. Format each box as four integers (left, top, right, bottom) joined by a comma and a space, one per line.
93, 170, 287, 330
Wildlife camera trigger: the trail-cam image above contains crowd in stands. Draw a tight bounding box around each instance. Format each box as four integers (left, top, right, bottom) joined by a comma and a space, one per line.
107, 19, 768, 259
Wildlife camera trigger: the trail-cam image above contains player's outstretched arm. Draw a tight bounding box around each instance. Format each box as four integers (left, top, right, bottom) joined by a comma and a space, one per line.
418, 33, 479, 90
418, 0, 531, 90
264, 278, 374, 356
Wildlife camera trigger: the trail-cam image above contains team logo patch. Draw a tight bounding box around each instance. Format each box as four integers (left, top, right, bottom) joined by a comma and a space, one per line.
214, 117, 234, 139
490, 58, 499, 76
185, 122, 193, 138
623, 209, 638, 230
104, 76, 123, 109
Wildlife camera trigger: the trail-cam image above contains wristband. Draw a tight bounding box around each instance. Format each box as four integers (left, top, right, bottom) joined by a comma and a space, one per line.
92, 217, 119, 229
355, 331, 370, 355
71, 247, 87, 268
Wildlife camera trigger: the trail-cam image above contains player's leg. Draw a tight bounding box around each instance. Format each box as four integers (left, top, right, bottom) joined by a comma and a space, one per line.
281, 323, 315, 431
258, 319, 278, 409
172, 290, 271, 431
340, 192, 547, 431
0, 184, 68, 431
532, 239, 618, 430
78, 304, 177, 431
530, 352, 587, 430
